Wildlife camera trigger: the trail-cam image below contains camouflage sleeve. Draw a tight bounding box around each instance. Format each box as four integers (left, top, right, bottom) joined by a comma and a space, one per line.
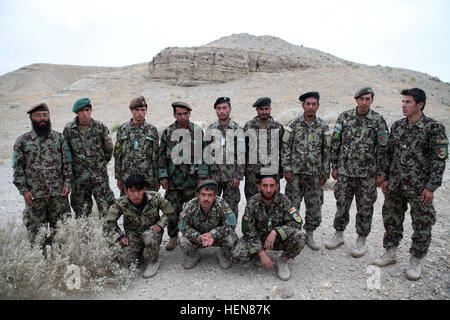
114, 126, 122, 180
234, 126, 245, 180
157, 128, 169, 180
61, 135, 72, 189
151, 127, 160, 182
382, 124, 396, 182
278, 125, 285, 175
425, 123, 448, 192
105, 200, 124, 238
321, 124, 332, 179
210, 203, 237, 240
242, 204, 264, 253
196, 126, 209, 178
155, 194, 174, 230
375, 117, 389, 176
179, 210, 202, 245
12, 137, 28, 195
274, 200, 303, 241
280, 123, 293, 173
330, 114, 344, 170
102, 125, 114, 163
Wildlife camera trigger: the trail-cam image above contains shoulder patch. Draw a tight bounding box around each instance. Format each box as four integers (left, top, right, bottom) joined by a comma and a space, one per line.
113, 141, 121, 158
332, 123, 342, 139
226, 208, 237, 226
178, 212, 186, 231
241, 215, 249, 234
435, 139, 448, 160
289, 207, 302, 223
377, 131, 389, 147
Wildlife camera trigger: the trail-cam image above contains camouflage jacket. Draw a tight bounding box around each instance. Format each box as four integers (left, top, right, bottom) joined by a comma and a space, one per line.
383, 115, 448, 194
178, 197, 237, 244
281, 115, 331, 178
63, 117, 113, 184
13, 129, 72, 198
330, 108, 389, 178
241, 192, 302, 254
105, 191, 174, 237
158, 121, 208, 190
114, 120, 159, 186
243, 116, 285, 175
205, 119, 245, 182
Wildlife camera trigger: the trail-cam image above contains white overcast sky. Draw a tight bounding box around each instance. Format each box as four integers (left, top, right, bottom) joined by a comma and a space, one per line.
1, 0, 449, 82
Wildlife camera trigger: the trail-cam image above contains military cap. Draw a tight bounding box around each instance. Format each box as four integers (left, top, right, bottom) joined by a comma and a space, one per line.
27, 102, 49, 114
252, 97, 271, 108
299, 91, 320, 103
214, 97, 231, 108
129, 96, 148, 110
172, 101, 192, 111
257, 168, 278, 181
196, 179, 218, 192
72, 97, 91, 113
354, 86, 374, 99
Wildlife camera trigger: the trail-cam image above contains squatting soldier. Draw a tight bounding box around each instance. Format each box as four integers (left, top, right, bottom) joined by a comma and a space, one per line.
373, 88, 448, 281
13, 103, 72, 243
114, 96, 160, 195
282, 92, 331, 250
231, 169, 305, 281
63, 97, 115, 217
158, 102, 208, 250
178, 180, 239, 269
205, 97, 244, 218
243, 97, 284, 201
105, 174, 174, 278
325, 87, 389, 258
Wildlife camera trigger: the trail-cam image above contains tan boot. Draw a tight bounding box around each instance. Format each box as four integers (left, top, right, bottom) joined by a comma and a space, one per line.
183, 252, 201, 269
166, 234, 179, 251
277, 257, 291, 281
216, 248, 231, 269
143, 259, 160, 278
325, 231, 344, 250
373, 248, 397, 267
351, 235, 367, 258
305, 230, 320, 251
405, 255, 422, 281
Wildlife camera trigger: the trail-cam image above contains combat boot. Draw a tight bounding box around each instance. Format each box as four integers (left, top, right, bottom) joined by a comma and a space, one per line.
166, 234, 179, 251
277, 257, 291, 281
143, 259, 160, 278
216, 248, 231, 269
372, 247, 397, 267
305, 230, 320, 251
183, 252, 201, 269
351, 235, 367, 258
324, 231, 344, 250
405, 255, 422, 281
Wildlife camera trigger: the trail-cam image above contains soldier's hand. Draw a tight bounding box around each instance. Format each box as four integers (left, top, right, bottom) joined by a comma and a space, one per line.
331, 169, 339, 180
264, 230, 277, 250
117, 179, 124, 191
258, 250, 274, 269
230, 177, 240, 189
23, 191, 34, 207
119, 237, 129, 247
61, 187, 70, 197
421, 188, 434, 206
285, 171, 293, 184
375, 175, 384, 187
160, 178, 169, 190
200, 232, 214, 247
150, 225, 161, 233
381, 181, 389, 194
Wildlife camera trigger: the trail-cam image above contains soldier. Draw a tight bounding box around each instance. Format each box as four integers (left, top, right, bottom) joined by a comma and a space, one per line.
243, 97, 284, 201
282, 92, 331, 250
105, 174, 174, 278
205, 97, 244, 218
325, 87, 389, 258
231, 169, 305, 281
158, 102, 208, 251
63, 97, 115, 217
114, 96, 160, 196
178, 180, 239, 269
373, 88, 448, 281
13, 103, 72, 244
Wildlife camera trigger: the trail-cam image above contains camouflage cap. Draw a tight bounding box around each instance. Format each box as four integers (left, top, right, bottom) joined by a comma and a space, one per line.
252, 97, 271, 108
172, 101, 192, 112
354, 86, 374, 99
129, 96, 148, 110
72, 97, 91, 113
257, 168, 278, 181
196, 179, 218, 192
214, 97, 231, 108
27, 102, 49, 114
299, 91, 320, 103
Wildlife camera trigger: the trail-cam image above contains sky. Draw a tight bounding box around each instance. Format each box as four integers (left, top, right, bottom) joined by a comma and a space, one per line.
0, 0, 449, 82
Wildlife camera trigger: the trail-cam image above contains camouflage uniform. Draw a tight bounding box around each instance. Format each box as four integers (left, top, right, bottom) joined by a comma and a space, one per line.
330, 108, 389, 237
205, 119, 245, 216
243, 116, 284, 201
381, 115, 448, 258
114, 120, 159, 194
231, 192, 305, 262
12, 129, 72, 241
178, 197, 239, 257
158, 121, 208, 238
63, 117, 115, 217
105, 191, 174, 266
281, 115, 331, 231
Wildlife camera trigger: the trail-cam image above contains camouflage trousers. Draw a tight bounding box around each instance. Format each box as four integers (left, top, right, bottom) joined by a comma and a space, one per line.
164, 188, 196, 238
333, 175, 377, 237
230, 229, 305, 262
179, 230, 239, 257
382, 187, 436, 259
244, 169, 281, 201
70, 177, 115, 217
215, 180, 240, 221
285, 174, 323, 231
118, 229, 163, 266
23, 195, 71, 243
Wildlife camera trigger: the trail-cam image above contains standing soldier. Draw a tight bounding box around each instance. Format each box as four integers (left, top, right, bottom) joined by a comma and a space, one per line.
205, 97, 244, 218
13, 103, 72, 243
243, 97, 284, 201
373, 88, 448, 281
114, 96, 160, 195
325, 87, 389, 258
282, 92, 331, 250
63, 97, 115, 217
158, 102, 208, 251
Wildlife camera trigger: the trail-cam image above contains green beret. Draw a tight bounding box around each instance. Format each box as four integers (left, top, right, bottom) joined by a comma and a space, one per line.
252, 97, 271, 108
73, 98, 91, 113
172, 101, 192, 112
27, 102, 49, 114
196, 179, 218, 192
129, 96, 147, 110
214, 97, 231, 108
299, 91, 320, 103
354, 87, 374, 99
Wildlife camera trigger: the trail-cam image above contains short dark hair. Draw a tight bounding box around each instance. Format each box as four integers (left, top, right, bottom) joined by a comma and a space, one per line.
124, 174, 148, 190
401, 88, 426, 111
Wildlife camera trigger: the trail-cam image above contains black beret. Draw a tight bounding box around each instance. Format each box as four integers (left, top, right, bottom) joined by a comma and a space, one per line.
299, 91, 320, 103
214, 97, 231, 108
27, 102, 49, 114
252, 97, 271, 108
354, 87, 374, 99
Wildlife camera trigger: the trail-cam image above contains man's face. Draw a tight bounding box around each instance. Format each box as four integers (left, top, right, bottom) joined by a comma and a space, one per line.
131, 106, 147, 124
30, 111, 51, 136
257, 177, 278, 201
125, 186, 146, 206
76, 106, 92, 125
215, 103, 231, 122
402, 95, 423, 117
256, 106, 271, 120
173, 107, 191, 127
355, 94, 374, 114
198, 188, 216, 213
302, 98, 319, 119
